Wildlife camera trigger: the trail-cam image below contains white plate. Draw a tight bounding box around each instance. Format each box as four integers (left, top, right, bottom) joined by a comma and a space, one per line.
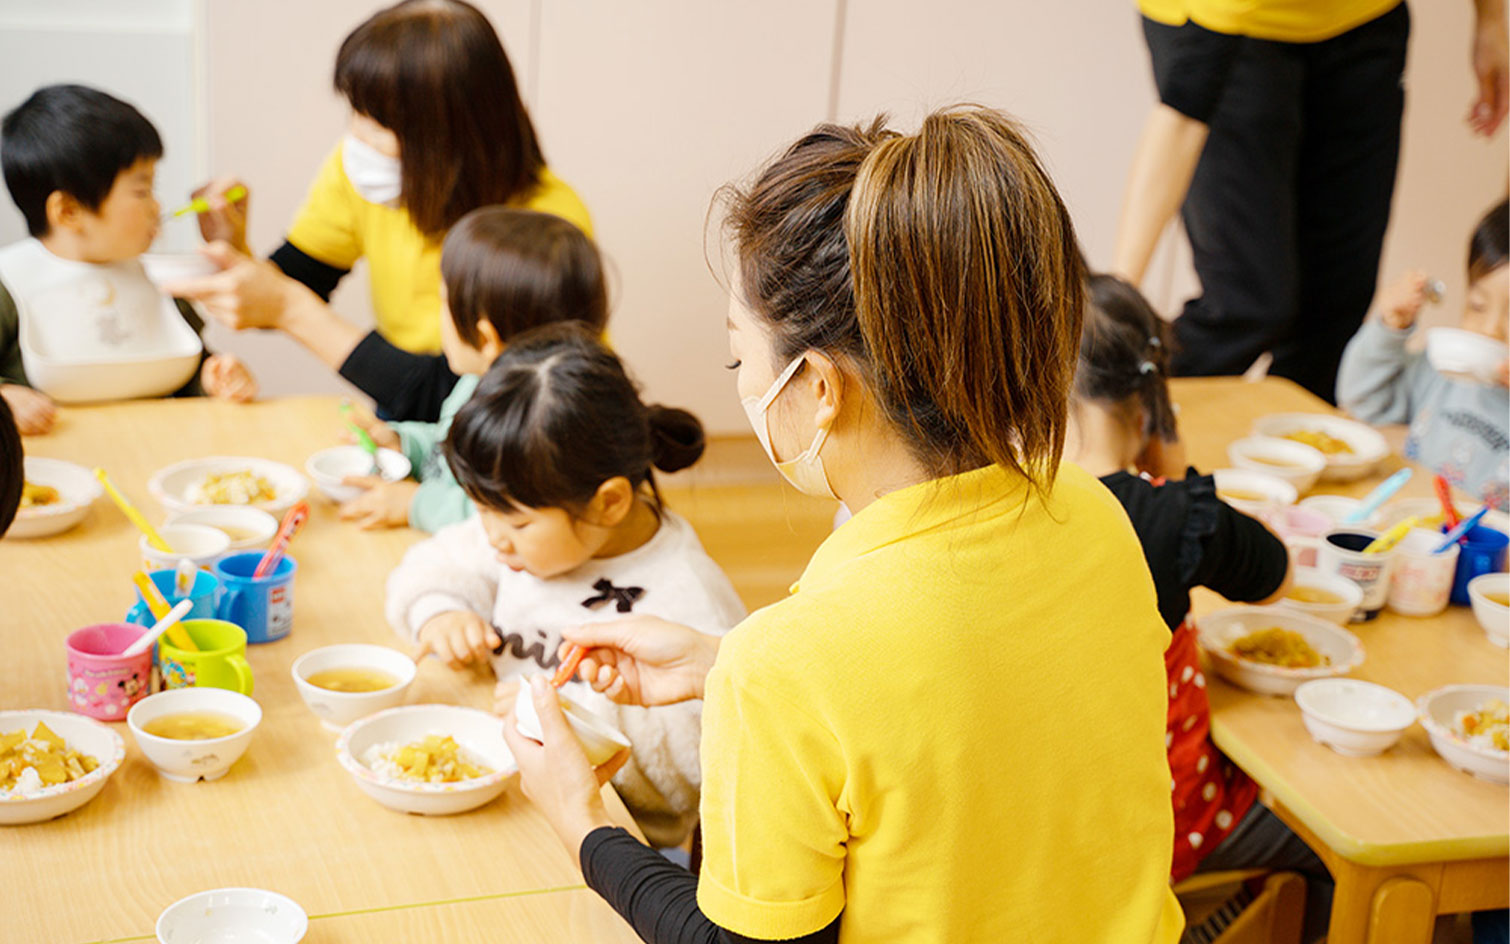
0, 710, 124, 825
336, 705, 517, 815
1417, 685, 1509, 784
1196, 606, 1364, 696
1251, 413, 1390, 482
156, 887, 307, 943
1294, 678, 1414, 757
305, 446, 411, 505
7, 456, 103, 539
149, 456, 307, 515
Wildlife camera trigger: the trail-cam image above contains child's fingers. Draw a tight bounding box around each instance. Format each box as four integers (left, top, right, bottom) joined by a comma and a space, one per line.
341, 475, 384, 489
357, 509, 387, 530
413, 637, 433, 663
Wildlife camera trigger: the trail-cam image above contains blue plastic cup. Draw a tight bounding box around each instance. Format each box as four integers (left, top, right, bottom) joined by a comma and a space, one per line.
214, 551, 296, 644
1447, 524, 1509, 607
125, 569, 221, 626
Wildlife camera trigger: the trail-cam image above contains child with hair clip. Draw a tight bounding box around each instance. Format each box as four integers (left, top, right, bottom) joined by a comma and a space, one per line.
385, 323, 746, 846
339, 207, 607, 532
1338, 198, 1509, 512
1069, 274, 1334, 940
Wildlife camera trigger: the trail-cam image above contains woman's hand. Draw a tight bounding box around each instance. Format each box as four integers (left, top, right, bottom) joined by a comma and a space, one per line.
492, 678, 521, 717
200, 354, 258, 402
0, 385, 56, 435
164, 242, 299, 332
1375, 270, 1428, 331
559, 616, 722, 707
339, 402, 401, 450
414, 610, 500, 669
1469, 1, 1509, 136
502, 676, 627, 853
190, 177, 250, 254
337, 477, 417, 529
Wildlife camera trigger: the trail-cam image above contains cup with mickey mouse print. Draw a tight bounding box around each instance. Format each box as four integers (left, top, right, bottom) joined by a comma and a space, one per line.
65, 622, 153, 721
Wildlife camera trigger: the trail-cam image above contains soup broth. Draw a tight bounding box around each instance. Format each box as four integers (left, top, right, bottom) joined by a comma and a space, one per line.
1219, 489, 1267, 503
1486, 591, 1510, 608
142, 712, 243, 740
1250, 455, 1301, 469
1287, 586, 1344, 605
214, 525, 261, 542
306, 667, 400, 693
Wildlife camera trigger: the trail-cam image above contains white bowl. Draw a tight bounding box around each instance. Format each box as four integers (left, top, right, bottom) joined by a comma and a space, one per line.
337, 705, 516, 815
1294, 678, 1415, 756
1417, 684, 1510, 784
156, 887, 307, 944
513, 681, 632, 766
1468, 573, 1509, 648
1252, 413, 1390, 482
1426, 327, 1509, 387
140, 252, 220, 289
1379, 497, 1510, 536
127, 688, 262, 783
1196, 606, 1364, 696
149, 456, 308, 515
291, 644, 417, 731
6, 457, 103, 540
164, 506, 278, 550
304, 446, 411, 504
1227, 436, 1326, 495
1212, 468, 1299, 518
1274, 567, 1365, 625
1298, 495, 1385, 530
0, 710, 125, 824
140, 524, 231, 573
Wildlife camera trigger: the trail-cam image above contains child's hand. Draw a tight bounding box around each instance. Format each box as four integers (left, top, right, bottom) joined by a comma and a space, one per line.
415, 611, 501, 669
190, 177, 250, 255
337, 478, 418, 529
492, 678, 522, 717
0, 384, 56, 435
1375, 270, 1429, 331
200, 354, 258, 402
339, 401, 400, 450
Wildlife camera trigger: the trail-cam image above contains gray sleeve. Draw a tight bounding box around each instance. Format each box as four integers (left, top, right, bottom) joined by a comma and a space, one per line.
1336, 321, 1435, 424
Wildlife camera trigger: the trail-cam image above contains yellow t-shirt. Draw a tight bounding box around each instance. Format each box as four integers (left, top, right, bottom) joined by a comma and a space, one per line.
285, 145, 593, 354
697, 463, 1185, 942
1139, 0, 1400, 42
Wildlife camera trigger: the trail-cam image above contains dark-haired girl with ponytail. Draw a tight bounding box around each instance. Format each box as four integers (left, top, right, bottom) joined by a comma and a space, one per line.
1068, 275, 1334, 941
384, 323, 745, 849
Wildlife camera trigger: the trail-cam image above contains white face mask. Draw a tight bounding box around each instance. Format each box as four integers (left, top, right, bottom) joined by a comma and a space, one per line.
741, 355, 838, 500
342, 133, 401, 207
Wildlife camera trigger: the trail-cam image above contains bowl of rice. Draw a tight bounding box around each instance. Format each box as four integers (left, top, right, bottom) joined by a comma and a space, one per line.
1417, 685, 1509, 784
1196, 606, 1363, 696
336, 705, 515, 815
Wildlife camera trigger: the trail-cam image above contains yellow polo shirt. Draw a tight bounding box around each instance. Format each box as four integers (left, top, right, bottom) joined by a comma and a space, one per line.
1139, 0, 1400, 42
285, 145, 593, 354
697, 463, 1184, 942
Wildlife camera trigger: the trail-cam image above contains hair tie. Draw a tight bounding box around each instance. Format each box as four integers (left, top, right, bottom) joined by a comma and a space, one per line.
1139, 360, 1157, 376
1146, 336, 1162, 350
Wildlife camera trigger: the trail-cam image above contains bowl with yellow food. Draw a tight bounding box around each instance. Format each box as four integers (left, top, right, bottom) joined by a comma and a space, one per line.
127, 688, 262, 783
148, 456, 307, 515
1274, 567, 1364, 625
291, 644, 417, 732
1196, 606, 1364, 696
1251, 413, 1389, 482
0, 710, 125, 824
337, 705, 516, 815
7, 457, 103, 540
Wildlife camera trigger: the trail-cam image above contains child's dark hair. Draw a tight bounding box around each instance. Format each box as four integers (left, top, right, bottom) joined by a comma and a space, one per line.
440, 208, 608, 347
1, 85, 163, 238
445, 323, 704, 514
0, 395, 21, 537
1074, 273, 1177, 440
1468, 198, 1509, 282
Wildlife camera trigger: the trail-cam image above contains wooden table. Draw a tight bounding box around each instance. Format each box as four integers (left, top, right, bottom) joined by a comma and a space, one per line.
1175, 378, 1509, 944
0, 397, 650, 944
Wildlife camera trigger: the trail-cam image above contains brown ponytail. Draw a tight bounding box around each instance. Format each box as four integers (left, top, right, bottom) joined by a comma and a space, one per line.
724, 106, 1083, 490
1076, 273, 1177, 441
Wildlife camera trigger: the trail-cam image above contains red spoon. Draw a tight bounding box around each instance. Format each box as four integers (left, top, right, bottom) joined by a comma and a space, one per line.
253, 502, 309, 579
1433, 475, 1462, 531
551, 644, 587, 688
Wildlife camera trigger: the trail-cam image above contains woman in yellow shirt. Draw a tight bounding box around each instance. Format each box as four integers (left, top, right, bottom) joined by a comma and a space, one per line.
502, 106, 1184, 943
171, 0, 591, 422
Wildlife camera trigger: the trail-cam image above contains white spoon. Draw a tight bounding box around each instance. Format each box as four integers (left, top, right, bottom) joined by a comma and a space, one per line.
122, 599, 194, 657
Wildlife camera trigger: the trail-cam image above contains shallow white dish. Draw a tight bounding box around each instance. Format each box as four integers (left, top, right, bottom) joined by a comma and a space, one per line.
164, 506, 278, 551
156, 887, 307, 944
1212, 468, 1298, 518
140, 524, 231, 573
1274, 568, 1365, 625
1196, 606, 1364, 696
140, 252, 220, 289
1417, 684, 1510, 784
1467, 573, 1509, 648
1252, 413, 1390, 482
1294, 678, 1414, 757
127, 688, 262, 783
291, 644, 416, 731
514, 681, 632, 767
305, 446, 411, 505
0, 710, 124, 825
149, 456, 308, 515
337, 705, 516, 815
1298, 495, 1385, 529
7, 456, 103, 539
1227, 436, 1326, 495
1426, 327, 1508, 387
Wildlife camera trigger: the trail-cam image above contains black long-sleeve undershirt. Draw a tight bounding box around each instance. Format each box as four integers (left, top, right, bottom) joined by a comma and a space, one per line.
581, 827, 840, 944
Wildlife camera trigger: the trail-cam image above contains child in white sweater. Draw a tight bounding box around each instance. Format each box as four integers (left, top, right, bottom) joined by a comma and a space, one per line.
386, 324, 745, 846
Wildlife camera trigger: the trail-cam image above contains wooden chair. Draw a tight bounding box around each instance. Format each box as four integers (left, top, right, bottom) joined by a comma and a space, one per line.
1175, 870, 1307, 944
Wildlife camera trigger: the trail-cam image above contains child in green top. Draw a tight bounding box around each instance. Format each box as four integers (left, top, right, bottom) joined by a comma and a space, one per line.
339, 206, 607, 531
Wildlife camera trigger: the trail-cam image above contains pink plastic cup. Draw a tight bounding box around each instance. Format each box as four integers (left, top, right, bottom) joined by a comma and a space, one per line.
65, 623, 153, 721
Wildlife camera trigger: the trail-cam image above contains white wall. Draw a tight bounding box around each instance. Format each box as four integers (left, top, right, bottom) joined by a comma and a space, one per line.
2, 1, 1504, 428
